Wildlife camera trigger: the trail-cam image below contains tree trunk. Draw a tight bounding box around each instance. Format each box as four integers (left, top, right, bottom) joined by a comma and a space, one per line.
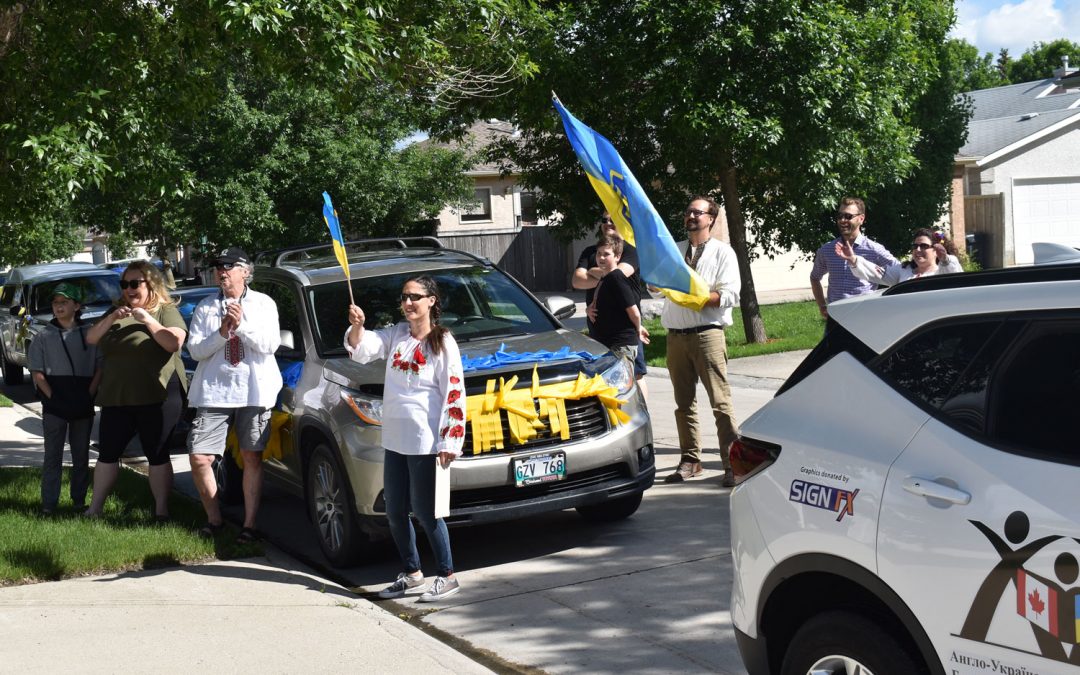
718, 163, 767, 344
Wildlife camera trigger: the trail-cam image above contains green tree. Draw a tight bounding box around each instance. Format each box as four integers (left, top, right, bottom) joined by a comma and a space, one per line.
489, 0, 957, 343
945, 39, 1005, 92
867, 39, 971, 257
1008, 39, 1080, 83
0, 0, 540, 266
74, 70, 476, 264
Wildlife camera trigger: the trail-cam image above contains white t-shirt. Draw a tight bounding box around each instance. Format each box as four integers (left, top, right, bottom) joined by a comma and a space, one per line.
344, 322, 466, 457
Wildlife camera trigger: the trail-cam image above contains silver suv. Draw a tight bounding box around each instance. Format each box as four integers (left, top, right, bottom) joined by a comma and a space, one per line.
0, 262, 120, 385
219, 238, 654, 566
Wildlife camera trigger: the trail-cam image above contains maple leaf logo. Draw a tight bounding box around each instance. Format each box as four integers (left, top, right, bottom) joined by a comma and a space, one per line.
1028, 588, 1045, 616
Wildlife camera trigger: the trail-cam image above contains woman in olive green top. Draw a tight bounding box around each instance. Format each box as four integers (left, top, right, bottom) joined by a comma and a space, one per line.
86, 261, 188, 520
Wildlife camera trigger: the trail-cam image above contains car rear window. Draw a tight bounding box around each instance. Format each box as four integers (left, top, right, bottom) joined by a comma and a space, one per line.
307, 266, 558, 356
30, 276, 120, 314
874, 319, 1012, 411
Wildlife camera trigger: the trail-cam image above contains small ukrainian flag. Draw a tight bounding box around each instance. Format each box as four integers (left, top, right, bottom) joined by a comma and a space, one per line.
322, 191, 350, 279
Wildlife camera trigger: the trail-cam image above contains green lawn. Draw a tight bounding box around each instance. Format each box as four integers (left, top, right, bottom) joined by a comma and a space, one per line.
0, 466, 259, 585
644, 300, 823, 367
0, 393, 12, 407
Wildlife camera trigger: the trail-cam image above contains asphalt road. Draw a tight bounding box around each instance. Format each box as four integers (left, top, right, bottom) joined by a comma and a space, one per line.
2, 358, 792, 675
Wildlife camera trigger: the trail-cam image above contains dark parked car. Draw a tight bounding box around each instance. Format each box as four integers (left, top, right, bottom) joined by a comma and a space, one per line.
0, 263, 119, 385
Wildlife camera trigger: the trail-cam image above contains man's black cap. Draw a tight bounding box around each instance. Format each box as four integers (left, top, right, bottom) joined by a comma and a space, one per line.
212, 247, 251, 266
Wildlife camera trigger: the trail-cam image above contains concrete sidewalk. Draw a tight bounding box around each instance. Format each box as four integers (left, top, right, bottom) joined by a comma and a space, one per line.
0, 403, 494, 675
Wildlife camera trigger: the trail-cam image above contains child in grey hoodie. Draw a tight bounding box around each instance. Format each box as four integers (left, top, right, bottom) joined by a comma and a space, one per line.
28, 282, 102, 514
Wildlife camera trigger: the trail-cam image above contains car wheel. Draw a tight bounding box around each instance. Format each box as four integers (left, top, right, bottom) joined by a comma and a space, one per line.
780, 610, 926, 675
1, 347, 24, 386
306, 442, 368, 567
575, 491, 643, 522
213, 451, 244, 506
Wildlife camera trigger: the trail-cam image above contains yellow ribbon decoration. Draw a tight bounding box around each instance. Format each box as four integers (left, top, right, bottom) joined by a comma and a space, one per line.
465, 365, 630, 454
228, 410, 293, 469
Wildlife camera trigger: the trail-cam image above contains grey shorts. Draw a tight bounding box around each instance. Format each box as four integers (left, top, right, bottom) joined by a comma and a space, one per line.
612, 344, 639, 362
188, 407, 272, 455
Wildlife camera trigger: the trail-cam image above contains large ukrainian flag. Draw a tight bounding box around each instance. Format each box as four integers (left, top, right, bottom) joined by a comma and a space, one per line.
322, 191, 350, 278
553, 96, 710, 310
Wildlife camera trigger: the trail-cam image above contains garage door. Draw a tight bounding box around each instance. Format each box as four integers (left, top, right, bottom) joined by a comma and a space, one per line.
1012, 176, 1080, 264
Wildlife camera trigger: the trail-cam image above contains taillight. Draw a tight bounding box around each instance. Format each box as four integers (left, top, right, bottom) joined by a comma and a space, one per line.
729, 435, 781, 484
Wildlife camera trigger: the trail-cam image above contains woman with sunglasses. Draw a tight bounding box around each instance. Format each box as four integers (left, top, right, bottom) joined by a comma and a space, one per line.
344, 275, 466, 602
835, 228, 962, 287
85, 261, 188, 520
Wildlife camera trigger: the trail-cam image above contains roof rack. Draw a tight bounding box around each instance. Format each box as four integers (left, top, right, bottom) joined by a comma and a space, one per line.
256, 237, 445, 268
882, 262, 1080, 296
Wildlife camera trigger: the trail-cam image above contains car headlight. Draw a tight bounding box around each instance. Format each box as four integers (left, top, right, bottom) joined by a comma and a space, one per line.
601, 356, 635, 396
341, 389, 382, 425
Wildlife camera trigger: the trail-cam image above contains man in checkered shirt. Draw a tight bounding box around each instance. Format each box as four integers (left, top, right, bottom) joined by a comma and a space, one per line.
810, 196, 897, 319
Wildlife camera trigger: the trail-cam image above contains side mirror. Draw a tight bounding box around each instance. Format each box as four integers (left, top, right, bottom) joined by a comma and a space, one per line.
544, 295, 576, 321
279, 329, 295, 350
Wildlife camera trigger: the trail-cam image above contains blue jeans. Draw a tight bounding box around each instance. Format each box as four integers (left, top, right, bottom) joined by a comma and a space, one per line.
383, 450, 454, 577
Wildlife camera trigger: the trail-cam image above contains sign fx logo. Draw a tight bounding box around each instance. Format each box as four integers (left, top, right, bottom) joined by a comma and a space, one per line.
789, 479, 859, 522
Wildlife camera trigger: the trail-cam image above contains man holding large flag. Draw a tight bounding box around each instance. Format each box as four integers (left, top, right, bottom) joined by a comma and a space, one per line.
550, 97, 738, 484
661, 196, 741, 487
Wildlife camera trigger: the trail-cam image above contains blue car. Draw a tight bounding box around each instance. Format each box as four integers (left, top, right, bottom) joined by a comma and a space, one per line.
169, 285, 219, 375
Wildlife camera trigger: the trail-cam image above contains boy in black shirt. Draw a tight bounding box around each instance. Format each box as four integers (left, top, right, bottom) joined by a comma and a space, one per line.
574, 213, 649, 392
586, 235, 650, 361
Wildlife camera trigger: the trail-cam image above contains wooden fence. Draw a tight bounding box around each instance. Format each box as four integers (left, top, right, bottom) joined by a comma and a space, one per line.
964, 194, 1004, 268
440, 227, 569, 291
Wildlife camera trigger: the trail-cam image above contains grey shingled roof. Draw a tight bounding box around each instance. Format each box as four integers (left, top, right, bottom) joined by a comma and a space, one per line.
959, 78, 1080, 158
418, 119, 521, 175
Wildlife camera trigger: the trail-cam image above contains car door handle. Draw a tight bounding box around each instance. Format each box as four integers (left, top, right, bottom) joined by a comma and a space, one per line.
902, 476, 971, 505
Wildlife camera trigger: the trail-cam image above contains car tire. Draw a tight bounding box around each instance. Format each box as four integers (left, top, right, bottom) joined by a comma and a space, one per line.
306, 442, 369, 567
575, 491, 643, 522
780, 610, 926, 675
1, 347, 24, 386
213, 451, 244, 506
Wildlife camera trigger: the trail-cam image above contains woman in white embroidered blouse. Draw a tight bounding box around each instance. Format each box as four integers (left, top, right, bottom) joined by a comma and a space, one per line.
344, 275, 465, 602
836, 228, 963, 287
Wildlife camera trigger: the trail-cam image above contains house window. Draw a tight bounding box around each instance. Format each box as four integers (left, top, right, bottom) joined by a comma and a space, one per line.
520, 191, 538, 225
461, 188, 492, 223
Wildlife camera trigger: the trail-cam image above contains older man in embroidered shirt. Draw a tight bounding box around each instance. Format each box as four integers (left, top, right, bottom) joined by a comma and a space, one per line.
187, 247, 282, 543
810, 196, 897, 318
662, 196, 741, 486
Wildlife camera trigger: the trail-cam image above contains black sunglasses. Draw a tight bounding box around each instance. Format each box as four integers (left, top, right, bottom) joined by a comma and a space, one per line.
118, 279, 147, 290
597, 217, 615, 226
835, 212, 862, 221
215, 262, 238, 271
912, 243, 933, 251
400, 293, 431, 303
685, 208, 713, 218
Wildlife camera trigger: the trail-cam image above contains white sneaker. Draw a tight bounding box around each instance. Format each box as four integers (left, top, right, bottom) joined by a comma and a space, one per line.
418, 575, 460, 603
377, 572, 425, 599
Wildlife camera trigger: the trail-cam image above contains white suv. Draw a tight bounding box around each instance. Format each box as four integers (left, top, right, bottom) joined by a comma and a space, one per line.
729, 264, 1080, 675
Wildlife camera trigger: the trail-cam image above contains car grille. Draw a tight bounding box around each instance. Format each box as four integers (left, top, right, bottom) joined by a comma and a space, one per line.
461, 396, 611, 457
449, 463, 632, 511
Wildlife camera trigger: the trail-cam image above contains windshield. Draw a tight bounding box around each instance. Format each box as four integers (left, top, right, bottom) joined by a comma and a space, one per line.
30, 276, 120, 315
309, 266, 558, 356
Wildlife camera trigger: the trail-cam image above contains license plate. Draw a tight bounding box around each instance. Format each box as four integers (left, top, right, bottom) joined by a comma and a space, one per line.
513, 451, 567, 487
